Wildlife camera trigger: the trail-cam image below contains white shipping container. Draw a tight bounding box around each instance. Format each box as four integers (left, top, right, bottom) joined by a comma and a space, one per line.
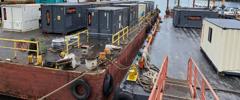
1, 4, 41, 32
3, 0, 34, 3
200, 18, 240, 74
138, 3, 146, 20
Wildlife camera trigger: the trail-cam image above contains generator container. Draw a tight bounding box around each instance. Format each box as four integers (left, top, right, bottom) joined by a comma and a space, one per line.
1, 4, 41, 32
113, 3, 138, 27
41, 3, 91, 34
201, 18, 240, 75
173, 7, 218, 28
88, 8, 99, 37
35, 0, 64, 3
88, 2, 111, 8
144, 1, 155, 13
88, 7, 128, 40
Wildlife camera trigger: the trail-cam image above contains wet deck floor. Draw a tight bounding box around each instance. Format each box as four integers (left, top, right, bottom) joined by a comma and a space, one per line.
149, 18, 240, 99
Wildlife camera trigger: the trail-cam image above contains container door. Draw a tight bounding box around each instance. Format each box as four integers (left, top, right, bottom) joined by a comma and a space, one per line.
122, 8, 128, 27
41, 5, 53, 33
99, 11, 111, 34
115, 11, 122, 34
53, 6, 65, 33
72, 6, 81, 29
80, 5, 90, 28
63, 6, 77, 33
12, 6, 23, 30
88, 9, 99, 33
2, 7, 13, 29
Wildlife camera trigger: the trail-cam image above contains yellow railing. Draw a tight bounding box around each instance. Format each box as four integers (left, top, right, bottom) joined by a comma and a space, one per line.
0, 38, 40, 58
112, 26, 129, 45
65, 29, 89, 54
236, 14, 240, 20
139, 16, 145, 22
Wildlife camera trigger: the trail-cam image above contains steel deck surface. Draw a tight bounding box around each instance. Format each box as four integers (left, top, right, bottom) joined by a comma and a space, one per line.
149, 18, 240, 99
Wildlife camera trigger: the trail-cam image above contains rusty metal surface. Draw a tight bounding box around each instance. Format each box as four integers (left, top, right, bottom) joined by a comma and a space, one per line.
0, 16, 151, 100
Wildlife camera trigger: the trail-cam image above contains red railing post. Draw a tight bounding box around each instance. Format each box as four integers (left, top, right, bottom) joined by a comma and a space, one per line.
193, 66, 198, 98
148, 56, 168, 100
187, 58, 220, 100
187, 59, 192, 84
201, 79, 206, 100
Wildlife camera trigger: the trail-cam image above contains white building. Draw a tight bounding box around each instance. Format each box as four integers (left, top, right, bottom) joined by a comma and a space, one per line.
1, 4, 41, 32
201, 18, 240, 75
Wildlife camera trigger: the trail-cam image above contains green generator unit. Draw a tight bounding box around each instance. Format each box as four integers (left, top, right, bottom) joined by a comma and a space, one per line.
35, 0, 64, 3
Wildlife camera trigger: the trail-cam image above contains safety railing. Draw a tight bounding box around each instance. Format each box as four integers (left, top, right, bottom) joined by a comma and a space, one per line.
112, 26, 129, 45
236, 14, 240, 20
187, 58, 219, 100
148, 56, 168, 100
0, 38, 40, 58
65, 29, 89, 54
139, 16, 145, 21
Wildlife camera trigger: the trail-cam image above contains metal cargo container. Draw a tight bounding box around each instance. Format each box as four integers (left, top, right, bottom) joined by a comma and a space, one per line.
144, 1, 154, 13
88, 8, 99, 35
201, 18, 240, 75
3, 0, 34, 3
88, 7, 128, 39
88, 2, 110, 8
35, 0, 64, 3
104, 1, 139, 5
41, 3, 91, 34
1, 4, 41, 32
138, 3, 146, 20
113, 3, 138, 27
173, 8, 218, 28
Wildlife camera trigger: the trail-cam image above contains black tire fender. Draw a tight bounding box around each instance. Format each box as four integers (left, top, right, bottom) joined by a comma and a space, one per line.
103, 73, 113, 96
70, 79, 91, 100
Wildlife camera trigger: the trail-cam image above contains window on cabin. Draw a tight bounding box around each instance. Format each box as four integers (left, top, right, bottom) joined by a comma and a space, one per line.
208, 27, 213, 43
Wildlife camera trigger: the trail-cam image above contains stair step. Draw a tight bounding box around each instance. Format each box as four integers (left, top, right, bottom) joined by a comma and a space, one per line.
165, 82, 189, 88
163, 94, 192, 100
164, 78, 191, 99
166, 78, 188, 86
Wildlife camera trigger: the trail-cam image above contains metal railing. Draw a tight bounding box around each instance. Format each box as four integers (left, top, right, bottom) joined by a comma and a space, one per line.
0, 38, 40, 58
112, 26, 129, 45
148, 56, 168, 100
187, 58, 219, 100
65, 29, 89, 54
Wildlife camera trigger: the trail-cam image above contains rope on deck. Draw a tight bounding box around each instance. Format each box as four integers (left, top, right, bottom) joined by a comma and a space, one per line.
38, 71, 86, 100
196, 86, 240, 95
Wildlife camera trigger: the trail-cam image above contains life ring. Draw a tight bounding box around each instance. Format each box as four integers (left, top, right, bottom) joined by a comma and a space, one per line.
71, 79, 91, 100
103, 73, 113, 96
113, 87, 133, 100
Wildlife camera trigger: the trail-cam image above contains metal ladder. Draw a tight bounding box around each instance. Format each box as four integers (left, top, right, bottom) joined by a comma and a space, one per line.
148, 57, 220, 100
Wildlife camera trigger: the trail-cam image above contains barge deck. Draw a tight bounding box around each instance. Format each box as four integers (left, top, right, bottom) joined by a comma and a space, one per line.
149, 18, 240, 99
0, 9, 159, 99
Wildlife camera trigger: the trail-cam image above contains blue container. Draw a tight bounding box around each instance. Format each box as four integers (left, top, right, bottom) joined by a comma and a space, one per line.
35, 0, 64, 3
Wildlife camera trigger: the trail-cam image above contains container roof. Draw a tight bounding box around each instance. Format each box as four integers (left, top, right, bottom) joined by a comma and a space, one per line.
114, 3, 138, 6
90, 6, 125, 10
205, 18, 240, 30
174, 7, 214, 12
42, 3, 89, 6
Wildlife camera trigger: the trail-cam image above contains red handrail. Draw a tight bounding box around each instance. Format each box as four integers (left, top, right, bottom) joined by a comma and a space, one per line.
148, 56, 168, 100
187, 58, 219, 100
